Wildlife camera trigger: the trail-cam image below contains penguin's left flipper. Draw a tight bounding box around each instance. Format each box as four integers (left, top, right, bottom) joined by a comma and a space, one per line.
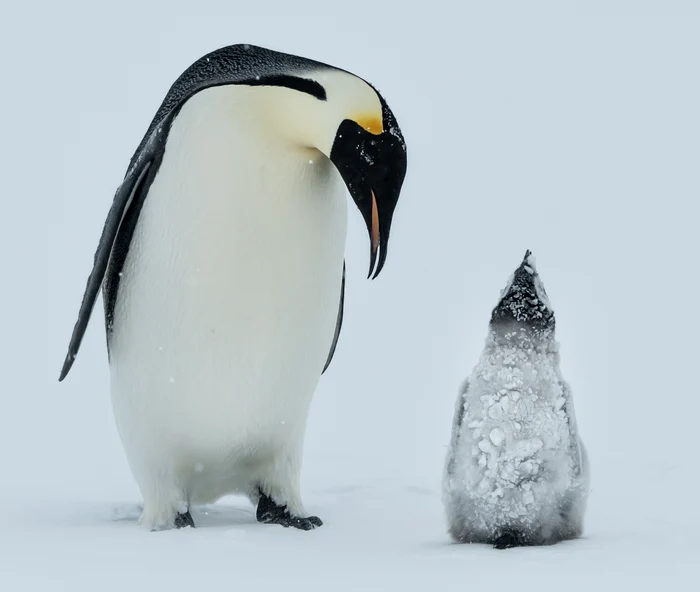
256, 492, 323, 531
321, 261, 345, 374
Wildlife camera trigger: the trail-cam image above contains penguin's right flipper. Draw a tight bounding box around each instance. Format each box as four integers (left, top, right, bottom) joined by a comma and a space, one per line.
451, 379, 470, 439
445, 379, 469, 477
58, 122, 171, 381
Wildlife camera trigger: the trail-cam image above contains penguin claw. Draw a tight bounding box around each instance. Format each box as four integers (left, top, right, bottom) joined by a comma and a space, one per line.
174, 510, 195, 529
306, 515, 323, 527
281, 515, 323, 531
256, 492, 323, 530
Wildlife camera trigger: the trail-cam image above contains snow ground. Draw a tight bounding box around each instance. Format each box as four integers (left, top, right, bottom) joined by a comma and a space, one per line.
2, 472, 697, 590
3, 0, 700, 590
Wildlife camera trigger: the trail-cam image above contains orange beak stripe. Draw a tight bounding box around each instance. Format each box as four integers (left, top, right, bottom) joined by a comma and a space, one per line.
355, 115, 384, 135
371, 190, 380, 258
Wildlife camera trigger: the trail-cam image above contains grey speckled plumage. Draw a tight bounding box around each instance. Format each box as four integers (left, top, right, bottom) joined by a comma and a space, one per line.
443, 252, 589, 549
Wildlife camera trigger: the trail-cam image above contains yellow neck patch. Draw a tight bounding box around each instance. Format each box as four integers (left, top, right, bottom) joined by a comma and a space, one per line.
353, 114, 384, 135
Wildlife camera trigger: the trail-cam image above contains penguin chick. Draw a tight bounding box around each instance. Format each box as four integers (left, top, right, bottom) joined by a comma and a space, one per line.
443, 251, 589, 548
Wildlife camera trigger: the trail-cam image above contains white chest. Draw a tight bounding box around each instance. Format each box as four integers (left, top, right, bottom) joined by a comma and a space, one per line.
108, 86, 348, 467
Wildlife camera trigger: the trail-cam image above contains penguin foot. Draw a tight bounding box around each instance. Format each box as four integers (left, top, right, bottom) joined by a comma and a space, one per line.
256, 492, 322, 531
493, 530, 528, 550
174, 510, 195, 529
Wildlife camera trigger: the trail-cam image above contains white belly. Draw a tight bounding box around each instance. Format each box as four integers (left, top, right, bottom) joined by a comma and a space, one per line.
108, 87, 348, 507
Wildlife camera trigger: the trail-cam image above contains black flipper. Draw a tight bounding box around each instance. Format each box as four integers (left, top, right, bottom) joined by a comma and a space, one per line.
58, 45, 348, 382
58, 156, 155, 381
256, 491, 323, 531
321, 261, 345, 374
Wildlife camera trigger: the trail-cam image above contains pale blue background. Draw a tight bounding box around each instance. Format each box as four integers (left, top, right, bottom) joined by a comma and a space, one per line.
2, 0, 698, 588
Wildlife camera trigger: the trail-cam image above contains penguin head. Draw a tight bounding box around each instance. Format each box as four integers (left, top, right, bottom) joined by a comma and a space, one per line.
490, 251, 555, 343
325, 75, 407, 279
248, 66, 407, 279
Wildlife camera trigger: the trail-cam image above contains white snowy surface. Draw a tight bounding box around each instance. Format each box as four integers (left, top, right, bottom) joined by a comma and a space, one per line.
3, 0, 700, 590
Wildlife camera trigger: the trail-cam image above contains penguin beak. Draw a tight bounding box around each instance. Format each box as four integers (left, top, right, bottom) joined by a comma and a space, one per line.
329, 98, 407, 279
370, 189, 380, 267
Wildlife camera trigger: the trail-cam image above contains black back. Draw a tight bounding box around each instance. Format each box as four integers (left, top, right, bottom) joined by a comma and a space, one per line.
127, 45, 337, 174
59, 45, 346, 381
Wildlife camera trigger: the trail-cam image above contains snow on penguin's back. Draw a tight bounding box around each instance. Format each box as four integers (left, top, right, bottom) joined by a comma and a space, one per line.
442, 251, 589, 549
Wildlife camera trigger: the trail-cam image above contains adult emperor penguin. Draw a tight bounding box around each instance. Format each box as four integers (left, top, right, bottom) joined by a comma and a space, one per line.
59, 44, 407, 531
443, 252, 589, 548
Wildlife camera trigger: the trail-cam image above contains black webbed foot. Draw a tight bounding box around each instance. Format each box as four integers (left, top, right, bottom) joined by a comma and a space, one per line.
174, 510, 195, 529
256, 491, 323, 531
493, 530, 528, 549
